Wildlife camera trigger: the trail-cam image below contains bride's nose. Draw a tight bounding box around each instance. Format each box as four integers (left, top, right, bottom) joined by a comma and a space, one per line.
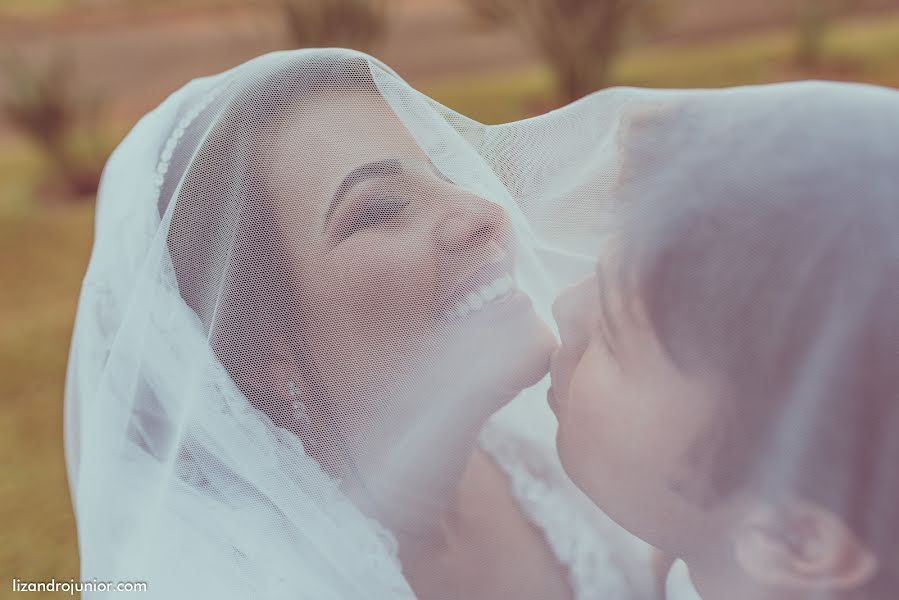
436, 195, 506, 253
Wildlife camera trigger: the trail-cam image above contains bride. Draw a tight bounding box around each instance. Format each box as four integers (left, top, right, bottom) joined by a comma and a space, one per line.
64, 49, 655, 599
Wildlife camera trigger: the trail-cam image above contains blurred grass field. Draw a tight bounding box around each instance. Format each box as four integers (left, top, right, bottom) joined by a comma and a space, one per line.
425, 12, 899, 122
4, 12, 899, 598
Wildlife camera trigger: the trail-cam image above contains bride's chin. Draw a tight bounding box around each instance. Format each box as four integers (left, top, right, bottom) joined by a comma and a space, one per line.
480, 316, 557, 404
515, 318, 558, 387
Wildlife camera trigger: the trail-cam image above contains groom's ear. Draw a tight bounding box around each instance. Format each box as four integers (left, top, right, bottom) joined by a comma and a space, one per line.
732, 498, 878, 592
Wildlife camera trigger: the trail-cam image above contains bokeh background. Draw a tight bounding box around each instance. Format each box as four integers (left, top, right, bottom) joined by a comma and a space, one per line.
3, 0, 899, 597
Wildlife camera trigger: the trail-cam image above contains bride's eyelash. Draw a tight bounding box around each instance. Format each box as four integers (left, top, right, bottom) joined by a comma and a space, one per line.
344, 198, 411, 236
334, 167, 445, 240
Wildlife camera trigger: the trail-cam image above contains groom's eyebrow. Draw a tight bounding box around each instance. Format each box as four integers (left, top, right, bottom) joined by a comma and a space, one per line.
324, 158, 403, 229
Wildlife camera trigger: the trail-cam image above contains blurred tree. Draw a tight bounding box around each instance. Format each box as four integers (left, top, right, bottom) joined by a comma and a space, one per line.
794, 0, 863, 67
1, 51, 105, 200
462, 0, 669, 102
281, 0, 389, 53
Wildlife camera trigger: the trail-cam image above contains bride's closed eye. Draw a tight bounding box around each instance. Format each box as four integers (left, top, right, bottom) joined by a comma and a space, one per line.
341, 197, 412, 237
330, 159, 456, 242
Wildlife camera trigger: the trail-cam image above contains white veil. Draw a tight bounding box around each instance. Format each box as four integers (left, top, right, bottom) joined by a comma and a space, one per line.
64, 47, 899, 598
63, 48, 641, 599
63, 52, 414, 599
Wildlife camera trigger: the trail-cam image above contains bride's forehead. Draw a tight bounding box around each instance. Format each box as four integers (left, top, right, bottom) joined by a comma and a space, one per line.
274, 91, 428, 166
262, 96, 433, 219
288, 89, 414, 135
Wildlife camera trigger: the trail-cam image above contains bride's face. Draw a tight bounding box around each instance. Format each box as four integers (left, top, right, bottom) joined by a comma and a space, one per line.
268, 90, 556, 478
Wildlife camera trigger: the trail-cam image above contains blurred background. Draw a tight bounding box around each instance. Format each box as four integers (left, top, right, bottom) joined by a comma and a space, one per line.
3, 0, 899, 596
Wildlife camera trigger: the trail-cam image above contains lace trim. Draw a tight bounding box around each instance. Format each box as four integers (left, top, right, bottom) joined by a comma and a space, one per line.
479, 421, 642, 600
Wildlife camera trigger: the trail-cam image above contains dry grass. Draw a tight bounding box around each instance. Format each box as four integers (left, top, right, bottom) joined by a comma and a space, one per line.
0, 203, 93, 596
424, 12, 899, 123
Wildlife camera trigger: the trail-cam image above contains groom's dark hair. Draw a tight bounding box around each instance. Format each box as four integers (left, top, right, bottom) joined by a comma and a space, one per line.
606, 87, 899, 597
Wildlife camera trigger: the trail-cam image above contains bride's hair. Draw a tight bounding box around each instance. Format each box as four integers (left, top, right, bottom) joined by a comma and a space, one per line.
158, 52, 379, 449
608, 98, 899, 597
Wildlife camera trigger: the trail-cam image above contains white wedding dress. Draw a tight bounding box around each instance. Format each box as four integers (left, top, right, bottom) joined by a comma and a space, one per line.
664, 561, 702, 600
482, 410, 657, 599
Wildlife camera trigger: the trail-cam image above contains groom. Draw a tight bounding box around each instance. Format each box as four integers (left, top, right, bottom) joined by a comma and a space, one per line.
545, 84, 898, 600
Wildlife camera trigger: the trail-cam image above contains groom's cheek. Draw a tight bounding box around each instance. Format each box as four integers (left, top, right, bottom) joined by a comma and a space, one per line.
555, 416, 584, 488
555, 391, 600, 491
556, 412, 608, 509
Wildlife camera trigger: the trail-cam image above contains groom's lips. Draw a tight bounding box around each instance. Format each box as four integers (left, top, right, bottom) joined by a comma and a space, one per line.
548, 351, 563, 414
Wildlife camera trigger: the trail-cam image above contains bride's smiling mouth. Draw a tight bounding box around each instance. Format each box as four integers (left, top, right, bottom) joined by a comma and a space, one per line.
436, 240, 530, 323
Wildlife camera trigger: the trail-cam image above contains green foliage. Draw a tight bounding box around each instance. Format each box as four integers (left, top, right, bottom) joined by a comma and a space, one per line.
281, 0, 389, 53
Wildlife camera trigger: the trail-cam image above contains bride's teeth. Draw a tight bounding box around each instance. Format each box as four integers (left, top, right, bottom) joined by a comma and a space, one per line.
444, 274, 517, 320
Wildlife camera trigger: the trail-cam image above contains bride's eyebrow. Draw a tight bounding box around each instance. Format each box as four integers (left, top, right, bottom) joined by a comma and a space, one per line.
323, 158, 403, 229
424, 159, 453, 183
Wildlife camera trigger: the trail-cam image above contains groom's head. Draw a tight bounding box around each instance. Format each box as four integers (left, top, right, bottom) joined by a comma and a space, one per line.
550, 83, 899, 599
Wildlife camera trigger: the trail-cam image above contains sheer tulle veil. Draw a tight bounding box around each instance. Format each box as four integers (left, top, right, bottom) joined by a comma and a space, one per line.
63, 48, 627, 598
64, 48, 899, 598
